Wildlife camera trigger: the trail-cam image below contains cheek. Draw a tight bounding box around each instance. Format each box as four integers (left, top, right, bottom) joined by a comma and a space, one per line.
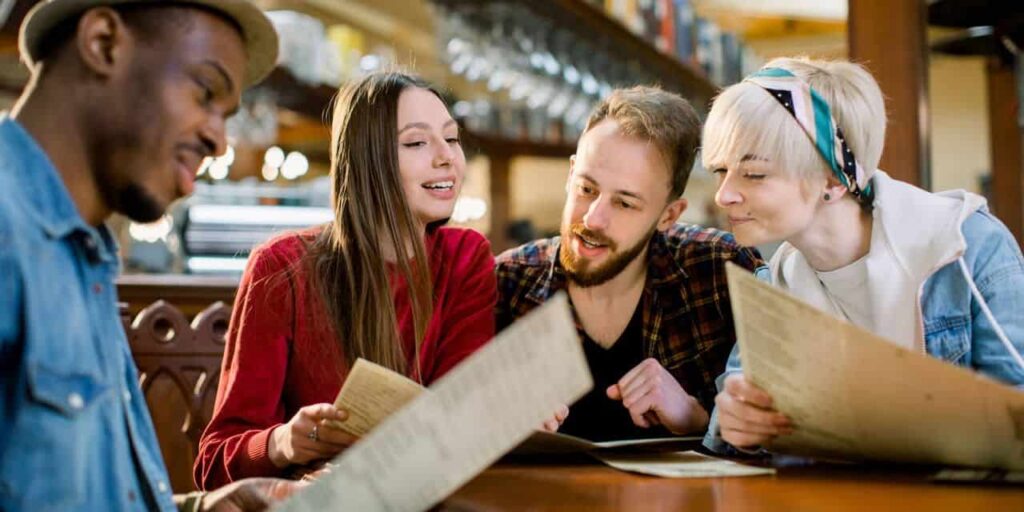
398, 152, 426, 190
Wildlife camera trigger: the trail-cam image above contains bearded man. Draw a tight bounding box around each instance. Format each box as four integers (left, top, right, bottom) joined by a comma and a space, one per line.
495, 87, 762, 440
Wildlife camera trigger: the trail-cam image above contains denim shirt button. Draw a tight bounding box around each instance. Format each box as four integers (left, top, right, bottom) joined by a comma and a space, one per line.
157, 481, 168, 493
68, 392, 84, 410
123, 389, 131, 402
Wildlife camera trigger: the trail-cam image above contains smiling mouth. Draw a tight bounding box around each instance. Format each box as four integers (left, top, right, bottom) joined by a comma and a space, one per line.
423, 180, 454, 191
577, 233, 608, 249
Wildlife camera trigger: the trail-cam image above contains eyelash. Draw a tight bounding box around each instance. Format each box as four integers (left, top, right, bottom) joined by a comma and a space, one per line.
402, 136, 461, 148
577, 184, 635, 209
712, 169, 766, 181
194, 80, 214, 105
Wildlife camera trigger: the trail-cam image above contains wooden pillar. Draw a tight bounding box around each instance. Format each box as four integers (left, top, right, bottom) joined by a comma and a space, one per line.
489, 154, 512, 254
848, 0, 929, 188
987, 57, 1024, 245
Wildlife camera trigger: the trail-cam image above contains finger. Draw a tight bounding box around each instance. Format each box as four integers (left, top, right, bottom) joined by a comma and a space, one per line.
621, 380, 654, 409
624, 396, 653, 429
273, 479, 309, 500
617, 359, 658, 399
542, 418, 560, 432
723, 375, 775, 409
643, 411, 661, 426
606, 384, 622, 401
717, 397, 792, 433
554, 405, 569, 423
301, 403, 347, 423
721, 427, 775, 449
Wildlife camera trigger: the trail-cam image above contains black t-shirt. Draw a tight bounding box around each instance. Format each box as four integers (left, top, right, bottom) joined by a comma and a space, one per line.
558, 303, 672, 441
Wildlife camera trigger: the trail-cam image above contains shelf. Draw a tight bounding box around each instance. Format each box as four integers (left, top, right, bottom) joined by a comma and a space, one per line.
530, 0, 718, 107
261, 67, 577, 161
464, 132, 575, 159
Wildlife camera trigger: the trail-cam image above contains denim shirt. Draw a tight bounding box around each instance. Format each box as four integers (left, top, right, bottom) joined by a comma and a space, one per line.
704, 208, 1024, 453
0, 116, 176, 511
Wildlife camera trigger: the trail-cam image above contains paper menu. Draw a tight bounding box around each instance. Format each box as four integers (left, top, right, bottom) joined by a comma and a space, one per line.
725, 263, 1024, 470
512, 430, 703, 455
327, 359, 424, 436
595, 451, 775, 478
276, 292, 593, 511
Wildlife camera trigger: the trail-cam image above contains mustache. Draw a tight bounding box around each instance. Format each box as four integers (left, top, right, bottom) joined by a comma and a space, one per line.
570, 224, 616, 251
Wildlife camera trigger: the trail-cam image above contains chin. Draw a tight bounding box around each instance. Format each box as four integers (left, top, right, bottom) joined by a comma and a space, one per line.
115, 182, 169, 223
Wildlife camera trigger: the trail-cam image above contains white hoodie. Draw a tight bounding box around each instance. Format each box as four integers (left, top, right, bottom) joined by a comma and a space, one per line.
769, 170, 986, 351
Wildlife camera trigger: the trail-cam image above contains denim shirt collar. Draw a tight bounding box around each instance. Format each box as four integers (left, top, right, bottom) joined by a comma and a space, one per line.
0, 114, 117, 264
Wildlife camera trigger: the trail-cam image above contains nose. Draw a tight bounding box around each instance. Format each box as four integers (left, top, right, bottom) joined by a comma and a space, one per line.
582, 196, 610, 231
715, 171, 743, 208
200, 114, 228, 158
433, 139, 456, 168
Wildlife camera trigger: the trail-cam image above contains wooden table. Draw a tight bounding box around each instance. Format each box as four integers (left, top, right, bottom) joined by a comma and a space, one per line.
443, 459, 1024, 511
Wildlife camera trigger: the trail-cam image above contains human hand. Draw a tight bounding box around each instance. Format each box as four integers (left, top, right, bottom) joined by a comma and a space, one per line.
268, 403, 358, 468
201, 477, 306, 512
715, 373, 793, 448
539, 404, 570, 432
606, 358, 709, 434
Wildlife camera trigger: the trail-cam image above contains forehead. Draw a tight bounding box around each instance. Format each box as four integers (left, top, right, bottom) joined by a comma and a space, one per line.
158, 9, 247, 84
397, 87, 452, 126
575, 119, 670, 194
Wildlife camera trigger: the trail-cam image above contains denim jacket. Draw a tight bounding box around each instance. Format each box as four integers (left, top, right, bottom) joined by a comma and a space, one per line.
0, 116, 176, 511
705, 171, 1024, 453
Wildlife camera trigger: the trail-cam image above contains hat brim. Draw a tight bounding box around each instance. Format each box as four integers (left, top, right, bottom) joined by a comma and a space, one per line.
19, 0, 279, 87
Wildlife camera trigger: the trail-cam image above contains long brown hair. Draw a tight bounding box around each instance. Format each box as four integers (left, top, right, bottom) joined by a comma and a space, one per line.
308, 71, 441, 379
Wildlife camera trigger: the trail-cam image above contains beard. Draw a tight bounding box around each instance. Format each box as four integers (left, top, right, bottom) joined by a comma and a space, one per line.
559, 222, 656, 288
98, 177, 167, 223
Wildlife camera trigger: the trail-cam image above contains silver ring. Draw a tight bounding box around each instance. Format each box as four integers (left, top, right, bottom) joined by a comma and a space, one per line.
308, 424, 319, 442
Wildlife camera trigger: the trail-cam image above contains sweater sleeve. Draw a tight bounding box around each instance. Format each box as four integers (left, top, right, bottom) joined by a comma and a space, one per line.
193, 243, 295, 489
424, 230, 498, 383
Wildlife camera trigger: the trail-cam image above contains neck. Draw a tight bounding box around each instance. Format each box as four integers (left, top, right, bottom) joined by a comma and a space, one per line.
379, 222, 427, 262
789, 198, 872, 272
567, 248, 648, 306
12, 75, 108, 226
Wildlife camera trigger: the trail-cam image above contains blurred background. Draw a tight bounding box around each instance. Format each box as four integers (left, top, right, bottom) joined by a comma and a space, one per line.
0, 0, 1021, 279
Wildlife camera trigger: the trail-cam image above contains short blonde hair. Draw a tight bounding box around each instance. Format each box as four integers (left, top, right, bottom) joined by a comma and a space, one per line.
584, 86, 701, 198
702, 58, 887, 184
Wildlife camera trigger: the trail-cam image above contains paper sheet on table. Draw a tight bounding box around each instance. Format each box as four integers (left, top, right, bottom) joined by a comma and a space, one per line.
326, 358, 424, 436
276, 292, 593, 512
596, 450, 775, 478
725, 263, 1024, 470
513, 430, 703, 455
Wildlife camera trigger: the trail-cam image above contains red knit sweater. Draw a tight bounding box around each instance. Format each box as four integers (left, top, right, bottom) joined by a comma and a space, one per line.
194, 226, 497, 489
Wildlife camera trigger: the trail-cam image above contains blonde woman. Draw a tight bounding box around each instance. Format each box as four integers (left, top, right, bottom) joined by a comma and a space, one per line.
703, 58, 1024, 451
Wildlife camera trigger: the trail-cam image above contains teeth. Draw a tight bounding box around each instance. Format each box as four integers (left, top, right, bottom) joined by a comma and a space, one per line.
578, 235, 605, 248
424, 180, 454, 190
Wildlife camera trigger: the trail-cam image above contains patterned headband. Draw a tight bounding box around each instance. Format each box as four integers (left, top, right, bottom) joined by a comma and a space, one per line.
744, 67, 874, 204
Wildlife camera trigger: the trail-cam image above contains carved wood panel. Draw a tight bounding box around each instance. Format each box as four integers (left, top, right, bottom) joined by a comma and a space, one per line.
123, 300, 229, 493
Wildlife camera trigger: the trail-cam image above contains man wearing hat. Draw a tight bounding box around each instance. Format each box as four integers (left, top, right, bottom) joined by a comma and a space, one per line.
0, 1, 297, 510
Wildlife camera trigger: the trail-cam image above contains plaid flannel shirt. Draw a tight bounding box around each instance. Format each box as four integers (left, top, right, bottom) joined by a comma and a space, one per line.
495, 224, 763, 414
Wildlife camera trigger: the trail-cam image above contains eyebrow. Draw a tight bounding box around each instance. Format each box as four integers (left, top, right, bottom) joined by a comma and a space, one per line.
398, 119, 458, 135
577, 173, 646, 202
740, 154, 767, 162
199, 60, 240, 116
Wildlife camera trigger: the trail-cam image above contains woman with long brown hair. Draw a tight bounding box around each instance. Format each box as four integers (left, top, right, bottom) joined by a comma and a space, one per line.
194, 71, 498, 487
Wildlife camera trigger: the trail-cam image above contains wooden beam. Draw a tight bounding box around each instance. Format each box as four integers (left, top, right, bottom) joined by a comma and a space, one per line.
488, 154, 512, 253
848, 0, 929, 187
987, 57, 1023, 245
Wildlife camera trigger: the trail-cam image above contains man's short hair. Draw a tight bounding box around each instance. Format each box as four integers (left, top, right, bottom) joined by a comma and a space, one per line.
583, 86, 702, 199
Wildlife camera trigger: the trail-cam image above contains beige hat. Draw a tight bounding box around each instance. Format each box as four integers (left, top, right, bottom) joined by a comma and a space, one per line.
19, 0, 279, 86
